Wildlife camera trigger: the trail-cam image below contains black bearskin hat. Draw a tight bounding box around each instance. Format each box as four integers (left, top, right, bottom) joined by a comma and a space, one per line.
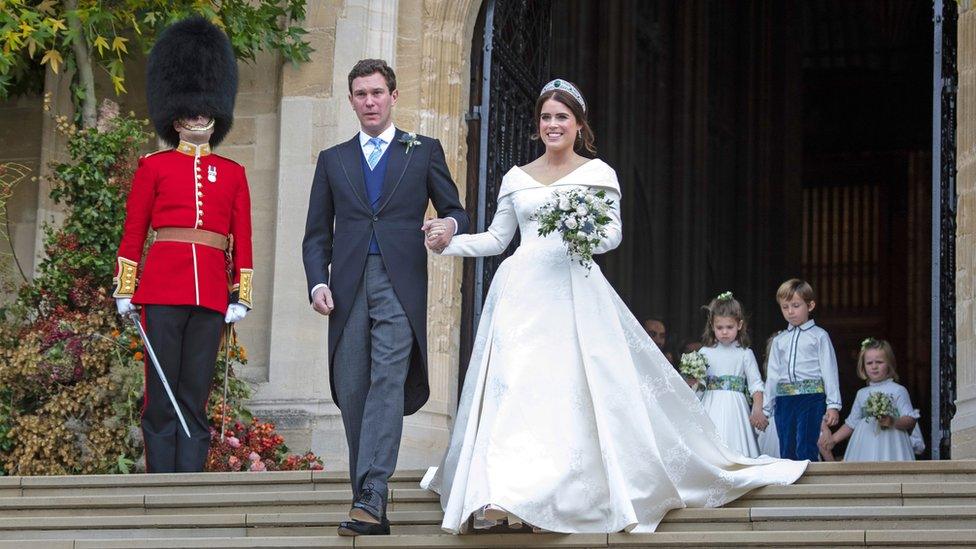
147, 17, 238, 147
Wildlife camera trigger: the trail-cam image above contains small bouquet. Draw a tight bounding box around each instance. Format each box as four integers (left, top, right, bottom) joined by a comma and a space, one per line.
864, 391, 896, 431
533, 187, 615, 271
678, 351, 708, 385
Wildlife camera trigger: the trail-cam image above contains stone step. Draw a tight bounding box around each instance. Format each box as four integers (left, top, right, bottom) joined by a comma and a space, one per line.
0, 529, 975, 548
795, 461, 976, 484
2, 482, 974, 517
1, 505, 974, 540
4, 471, 422, 497
3, 462, 974, 498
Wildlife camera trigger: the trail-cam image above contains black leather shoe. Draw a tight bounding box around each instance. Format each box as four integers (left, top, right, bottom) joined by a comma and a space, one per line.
337, 517, 390, 536
349, 483, 385, 524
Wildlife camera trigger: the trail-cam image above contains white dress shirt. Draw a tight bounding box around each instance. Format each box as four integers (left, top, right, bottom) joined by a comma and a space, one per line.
763, 319, 842, 414
358, 124, 398, 161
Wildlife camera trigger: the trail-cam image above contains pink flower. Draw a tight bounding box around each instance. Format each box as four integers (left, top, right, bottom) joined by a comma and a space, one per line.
248, 451, 260, 462
228, 456, 240, 470
226, 436, 241, 448
250, 460, 267, 472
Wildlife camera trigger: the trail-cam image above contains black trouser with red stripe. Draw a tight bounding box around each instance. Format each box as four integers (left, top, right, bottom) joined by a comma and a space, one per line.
141, 304, 224, 473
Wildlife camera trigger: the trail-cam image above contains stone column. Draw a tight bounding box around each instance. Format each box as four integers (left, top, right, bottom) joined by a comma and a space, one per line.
955, 1, 976, 458
389, 0, 482, 466
32, 70, 74, 274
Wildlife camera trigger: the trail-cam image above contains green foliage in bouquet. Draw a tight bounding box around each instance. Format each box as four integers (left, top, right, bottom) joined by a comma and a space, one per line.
0, 102, 320, 475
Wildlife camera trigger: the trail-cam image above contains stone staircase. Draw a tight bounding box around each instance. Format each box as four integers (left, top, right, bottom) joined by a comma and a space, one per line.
0, 461, 974, 548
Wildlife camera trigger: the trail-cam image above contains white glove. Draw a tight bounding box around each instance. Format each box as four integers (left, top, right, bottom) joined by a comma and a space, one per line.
225, 303, 248, 324
116, 297, 138, 316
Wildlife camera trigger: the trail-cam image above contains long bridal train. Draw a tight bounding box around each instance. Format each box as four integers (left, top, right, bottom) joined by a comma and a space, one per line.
421, 159, 807, 534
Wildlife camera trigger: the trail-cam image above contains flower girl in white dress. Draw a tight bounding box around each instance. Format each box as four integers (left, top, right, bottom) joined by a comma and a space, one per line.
420, 80, 806, 534
820, 338, 916, 462
698, 293, 767, 458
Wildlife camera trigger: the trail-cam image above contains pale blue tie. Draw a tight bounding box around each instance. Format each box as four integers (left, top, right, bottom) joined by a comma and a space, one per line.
366, 137, 384, 170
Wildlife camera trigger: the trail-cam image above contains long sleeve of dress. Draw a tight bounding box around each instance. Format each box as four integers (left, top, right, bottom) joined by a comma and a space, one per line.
593, 189, 622, 254
744, 349, 765, 394
440, 193, 518, 258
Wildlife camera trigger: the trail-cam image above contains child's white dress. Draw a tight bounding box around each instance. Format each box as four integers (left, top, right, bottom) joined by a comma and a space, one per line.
843, 379, 916, 462
699, 342, 764, 458
758, 407, 780, 458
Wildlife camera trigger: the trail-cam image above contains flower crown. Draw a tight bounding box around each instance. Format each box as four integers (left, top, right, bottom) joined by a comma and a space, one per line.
860, 337, 878, 350
541, 79, 586, 112
716, 291, 734, 302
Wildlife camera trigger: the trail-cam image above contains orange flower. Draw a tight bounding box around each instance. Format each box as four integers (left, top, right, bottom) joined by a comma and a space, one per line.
133, 352, 144, 361
110, 329, 120, 338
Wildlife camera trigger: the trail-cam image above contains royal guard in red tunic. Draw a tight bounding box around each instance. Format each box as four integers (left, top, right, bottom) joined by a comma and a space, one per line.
112, 17, 253, 473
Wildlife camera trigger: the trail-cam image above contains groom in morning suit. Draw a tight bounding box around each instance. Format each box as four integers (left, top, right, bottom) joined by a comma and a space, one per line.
302, 59, 469, 536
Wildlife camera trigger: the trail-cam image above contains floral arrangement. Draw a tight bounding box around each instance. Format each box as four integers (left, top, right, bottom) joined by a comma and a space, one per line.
864, 391, 896, 430
0, 99, 322, 475
533, 187, 615, 271
206, 418, 323, 472
678, 351, 708, 384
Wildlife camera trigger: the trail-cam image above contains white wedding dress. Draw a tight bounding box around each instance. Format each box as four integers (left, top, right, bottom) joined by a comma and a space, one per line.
422, 160, 807, 533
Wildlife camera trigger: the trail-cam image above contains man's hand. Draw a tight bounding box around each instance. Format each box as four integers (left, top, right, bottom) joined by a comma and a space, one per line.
422, 218, 453, 253
824, 408, 840, 427
312, 286, 334, 316
116, 297, 138, 316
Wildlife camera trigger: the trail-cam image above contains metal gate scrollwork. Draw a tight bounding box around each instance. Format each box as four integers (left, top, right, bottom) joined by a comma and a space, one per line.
932, 0, 957, 459
472, 0, 552, 326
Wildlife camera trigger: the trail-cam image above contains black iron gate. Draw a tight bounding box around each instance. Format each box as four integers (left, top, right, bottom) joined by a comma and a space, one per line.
932, 0, 957, 459
460, 0, 551, 390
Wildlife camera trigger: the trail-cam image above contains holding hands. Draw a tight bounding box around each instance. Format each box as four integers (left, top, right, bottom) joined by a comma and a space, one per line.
750, 409, 768, 432
422, 217, 454, 253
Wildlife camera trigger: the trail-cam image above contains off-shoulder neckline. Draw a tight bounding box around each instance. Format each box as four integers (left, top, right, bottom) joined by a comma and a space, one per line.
513, 158, 602, 187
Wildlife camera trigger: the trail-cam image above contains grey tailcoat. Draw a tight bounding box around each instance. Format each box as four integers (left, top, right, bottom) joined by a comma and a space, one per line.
302, 129, 469, 415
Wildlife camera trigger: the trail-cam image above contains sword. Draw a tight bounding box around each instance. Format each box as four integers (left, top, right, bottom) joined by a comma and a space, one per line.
220, 325, 231, 441
128, 311, 192, 438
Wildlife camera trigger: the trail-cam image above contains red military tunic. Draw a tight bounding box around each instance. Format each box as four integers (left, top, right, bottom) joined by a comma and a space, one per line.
113, 141, 253, 313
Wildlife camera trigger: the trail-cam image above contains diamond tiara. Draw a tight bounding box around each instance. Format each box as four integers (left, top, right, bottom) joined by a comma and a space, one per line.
540, 79, 586, 112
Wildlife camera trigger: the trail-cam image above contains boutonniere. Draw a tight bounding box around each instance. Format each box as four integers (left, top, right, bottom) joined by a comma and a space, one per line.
398, 132, 422, 154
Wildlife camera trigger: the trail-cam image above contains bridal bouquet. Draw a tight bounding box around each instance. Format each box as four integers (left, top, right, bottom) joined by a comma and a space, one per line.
533, 187, 615, 271
864, 391, 896, 430
678, 351, 708, 384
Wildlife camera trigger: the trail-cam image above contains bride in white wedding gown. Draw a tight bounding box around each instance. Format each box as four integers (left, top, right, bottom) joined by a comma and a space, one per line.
420, 80, 807, 534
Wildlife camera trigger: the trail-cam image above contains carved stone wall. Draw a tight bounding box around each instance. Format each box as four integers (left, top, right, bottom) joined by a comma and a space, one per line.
954, 0, 976, 458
